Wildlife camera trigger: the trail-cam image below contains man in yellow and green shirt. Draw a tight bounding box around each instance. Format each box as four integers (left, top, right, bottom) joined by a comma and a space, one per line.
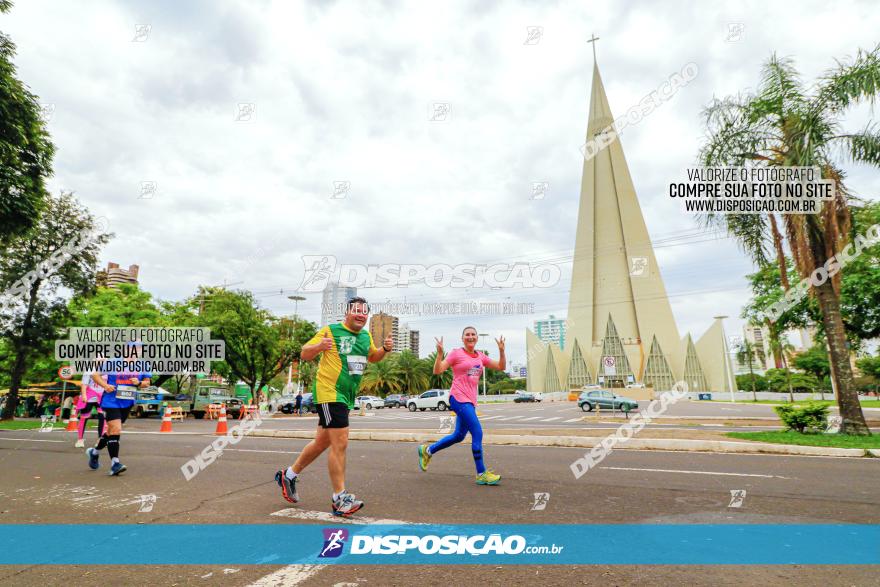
276, 297, 393, 517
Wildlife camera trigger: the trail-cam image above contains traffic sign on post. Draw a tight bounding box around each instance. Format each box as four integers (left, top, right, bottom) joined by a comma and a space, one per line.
602, 356, 616, 376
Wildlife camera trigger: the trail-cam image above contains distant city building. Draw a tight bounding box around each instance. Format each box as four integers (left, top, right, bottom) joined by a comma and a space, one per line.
735, 324, 819, 375
321, 282, 357, 326
534, 315, 566, 350
96, 262, 139, 288
397, 323, 412, 353
409, 329, 420, 357
370, 312, 399, 350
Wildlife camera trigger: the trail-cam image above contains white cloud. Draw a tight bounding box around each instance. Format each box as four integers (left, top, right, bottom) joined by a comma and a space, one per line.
3, 0, 878, 362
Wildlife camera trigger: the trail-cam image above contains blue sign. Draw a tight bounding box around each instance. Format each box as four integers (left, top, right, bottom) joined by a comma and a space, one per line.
1, 525, 877, 565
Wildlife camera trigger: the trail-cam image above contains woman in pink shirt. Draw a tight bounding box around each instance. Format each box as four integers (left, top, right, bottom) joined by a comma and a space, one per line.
418, 326, 506, 485
74, 371, 105, 448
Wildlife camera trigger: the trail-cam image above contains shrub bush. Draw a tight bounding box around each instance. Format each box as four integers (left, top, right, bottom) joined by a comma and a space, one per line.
773, 402, 829, 433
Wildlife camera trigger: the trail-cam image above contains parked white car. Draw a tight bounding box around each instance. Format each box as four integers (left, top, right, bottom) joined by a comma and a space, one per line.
355, 395, 384, 409
407, 389, 450, 411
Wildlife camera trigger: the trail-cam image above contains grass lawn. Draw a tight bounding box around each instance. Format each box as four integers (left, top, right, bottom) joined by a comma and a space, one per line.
0, 420, 99, 430
726, 430, 880, 449
711, 399, 880, 408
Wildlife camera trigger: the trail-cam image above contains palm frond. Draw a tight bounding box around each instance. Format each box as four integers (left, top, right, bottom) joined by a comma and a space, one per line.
832, 124, 880, 166
815, 43, 880, 113
700, 95, 780, 166
752, 54, 807, 122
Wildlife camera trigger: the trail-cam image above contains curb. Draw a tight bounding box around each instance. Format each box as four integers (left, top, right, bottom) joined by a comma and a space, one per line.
249, 429, 870, 458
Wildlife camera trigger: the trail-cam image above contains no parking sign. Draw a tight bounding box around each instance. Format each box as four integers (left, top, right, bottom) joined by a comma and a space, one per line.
602, 356, 616, 375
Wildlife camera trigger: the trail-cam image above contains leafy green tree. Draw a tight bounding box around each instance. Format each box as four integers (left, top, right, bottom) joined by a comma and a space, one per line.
297, 360, 317, 392
67, 284, 163, 327
198, 289, 309, 403
856, 354, 880, 380
699, 45, 880, 434
0, 0, 56, 241
838, 202, 880, 344
0, 192, 109, 419
764, 368, 819, 394
792, 344, 831, 398
488, 378, 527, 394
736, 373, 768, 392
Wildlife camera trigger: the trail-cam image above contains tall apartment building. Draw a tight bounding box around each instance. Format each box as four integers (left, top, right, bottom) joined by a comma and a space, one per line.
320, 282, 357, 326
96, 262, 140, 288
534, 314, 566, 350
370, 312, 399, 350
409, 329, 420, 357
392, 324, 421, 356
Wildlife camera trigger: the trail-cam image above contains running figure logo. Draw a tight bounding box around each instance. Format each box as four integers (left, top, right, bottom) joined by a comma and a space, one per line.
299, 255, 338, 292
319, 528, 349, 558
531, 492, 550, 511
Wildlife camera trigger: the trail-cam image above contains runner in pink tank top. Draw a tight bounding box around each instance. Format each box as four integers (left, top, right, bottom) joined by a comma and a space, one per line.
417, 326, 506, 485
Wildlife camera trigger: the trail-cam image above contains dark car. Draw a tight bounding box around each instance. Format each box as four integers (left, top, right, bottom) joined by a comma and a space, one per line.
578, 390, 639, 413
513, 392, 538, 403
384, 394, 409, 408
281, 393, 316, 414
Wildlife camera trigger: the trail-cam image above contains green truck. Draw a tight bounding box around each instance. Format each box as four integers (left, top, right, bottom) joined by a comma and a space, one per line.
191, 384, 243, 419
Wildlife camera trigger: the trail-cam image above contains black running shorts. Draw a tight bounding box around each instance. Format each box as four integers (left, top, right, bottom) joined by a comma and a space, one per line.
316, 402, 349, 429
103, 406, 131, 423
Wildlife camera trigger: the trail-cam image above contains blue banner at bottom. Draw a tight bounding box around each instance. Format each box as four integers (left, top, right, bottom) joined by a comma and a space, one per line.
1, 524, 877, 565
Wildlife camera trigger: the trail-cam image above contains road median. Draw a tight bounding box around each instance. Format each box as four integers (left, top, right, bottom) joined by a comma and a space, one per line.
249, 428, 870, 458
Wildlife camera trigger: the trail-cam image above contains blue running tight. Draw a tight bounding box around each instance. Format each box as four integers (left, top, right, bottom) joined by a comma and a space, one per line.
428, 396, 485, 474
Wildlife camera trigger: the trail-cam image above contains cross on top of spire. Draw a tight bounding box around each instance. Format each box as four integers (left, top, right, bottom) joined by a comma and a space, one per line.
587, 33, 600, 62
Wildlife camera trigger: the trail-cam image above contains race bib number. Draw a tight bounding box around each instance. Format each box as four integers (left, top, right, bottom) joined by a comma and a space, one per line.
115, 384, 138, 400
346, 355, 367, 376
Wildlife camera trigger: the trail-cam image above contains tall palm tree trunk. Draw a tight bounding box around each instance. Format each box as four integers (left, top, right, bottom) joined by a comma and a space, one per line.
814, 278, 870, 434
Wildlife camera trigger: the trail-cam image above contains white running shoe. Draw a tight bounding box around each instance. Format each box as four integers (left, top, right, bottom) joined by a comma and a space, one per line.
74, 439, 85, 448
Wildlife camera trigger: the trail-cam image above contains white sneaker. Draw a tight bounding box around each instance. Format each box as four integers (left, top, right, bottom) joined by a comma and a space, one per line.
74, 439, 85, 448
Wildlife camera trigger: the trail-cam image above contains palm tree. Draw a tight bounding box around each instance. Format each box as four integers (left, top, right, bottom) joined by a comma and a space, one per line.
698, 45, 880, 434
426, 351, 452, 389
736, 340, 761, 401
360, 359, 402, 396
394, 350, 430, 396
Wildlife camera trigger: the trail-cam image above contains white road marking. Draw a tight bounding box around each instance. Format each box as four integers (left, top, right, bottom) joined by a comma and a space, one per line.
542, 417, 561, 422
600, 466, 790, 479
270, 508, 412, 526
564, 418, 582, 423
251, 510, 415, 586
0, 437, 65, 443
520, 417, 542, 421
225, 449, 302, 454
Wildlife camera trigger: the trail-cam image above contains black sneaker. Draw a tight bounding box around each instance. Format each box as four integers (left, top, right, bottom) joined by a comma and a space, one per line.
275, 470, 299, 503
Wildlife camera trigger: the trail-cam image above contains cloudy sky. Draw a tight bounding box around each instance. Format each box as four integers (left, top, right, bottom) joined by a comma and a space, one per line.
4, 0, 879, 363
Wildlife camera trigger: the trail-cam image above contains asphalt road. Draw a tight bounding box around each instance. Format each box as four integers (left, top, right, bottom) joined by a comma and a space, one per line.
0, 425, 878, 586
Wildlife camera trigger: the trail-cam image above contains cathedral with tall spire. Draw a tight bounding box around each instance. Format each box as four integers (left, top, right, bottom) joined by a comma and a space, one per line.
526, 54, 735, 393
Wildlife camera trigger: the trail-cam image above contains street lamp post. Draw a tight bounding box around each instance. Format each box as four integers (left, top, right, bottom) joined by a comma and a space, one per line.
288, 295, 306, 393
479, 333, 489, 397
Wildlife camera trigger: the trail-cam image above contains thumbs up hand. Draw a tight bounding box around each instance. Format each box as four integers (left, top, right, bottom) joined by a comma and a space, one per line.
318, 332, 334, 351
